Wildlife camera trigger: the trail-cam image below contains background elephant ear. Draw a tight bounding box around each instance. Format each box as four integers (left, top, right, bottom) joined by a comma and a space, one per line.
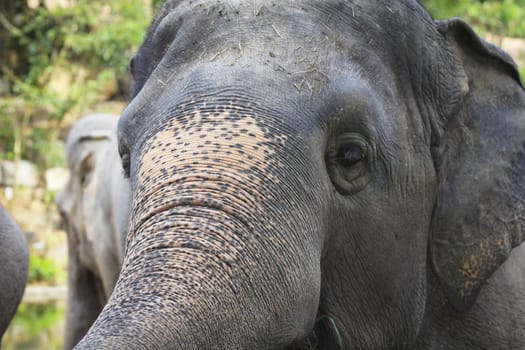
430, 18, 525, 312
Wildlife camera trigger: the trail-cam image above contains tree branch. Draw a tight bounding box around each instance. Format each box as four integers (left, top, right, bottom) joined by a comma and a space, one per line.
0, 12, 25, 37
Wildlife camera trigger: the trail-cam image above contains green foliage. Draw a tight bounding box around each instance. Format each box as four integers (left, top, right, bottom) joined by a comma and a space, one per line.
421, 0, 525, 38
30, 130, 67, 169
3, 301, 65, 349
58, 1, 151, 73
152, 0, 164, 9
421, 0, 471, 19
10, 302, 65, 336
465, 0, 525, 38
28, 254, 66, 285
421, 0, 525, 81
0, 0, 153, 173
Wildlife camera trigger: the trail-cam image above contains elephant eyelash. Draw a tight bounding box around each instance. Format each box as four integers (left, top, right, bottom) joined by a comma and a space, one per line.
328, 143, 367, 167
333, 152, 366, 165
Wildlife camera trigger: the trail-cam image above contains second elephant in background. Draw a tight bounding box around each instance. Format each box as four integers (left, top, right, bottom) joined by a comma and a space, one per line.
55, 114, 131, 349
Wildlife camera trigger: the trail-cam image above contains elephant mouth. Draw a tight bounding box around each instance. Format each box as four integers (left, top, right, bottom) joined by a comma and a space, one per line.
287, 315, 344, 350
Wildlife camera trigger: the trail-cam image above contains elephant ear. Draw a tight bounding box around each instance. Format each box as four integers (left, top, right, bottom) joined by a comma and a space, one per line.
430, 19, 525, 312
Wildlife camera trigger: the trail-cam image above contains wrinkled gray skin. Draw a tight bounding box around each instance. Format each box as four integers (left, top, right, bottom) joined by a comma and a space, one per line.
0, 204, 28, 343
55, 114, 130, 349
76, 1, 525, 349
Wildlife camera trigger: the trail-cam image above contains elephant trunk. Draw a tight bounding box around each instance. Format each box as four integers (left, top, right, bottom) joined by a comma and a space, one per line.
75, 209, 259, 348
75, 108, 322, 349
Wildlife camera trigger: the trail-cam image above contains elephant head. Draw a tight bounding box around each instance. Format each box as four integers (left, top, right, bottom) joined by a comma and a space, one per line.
76, 1, 525, 349
56, 114, 130, 349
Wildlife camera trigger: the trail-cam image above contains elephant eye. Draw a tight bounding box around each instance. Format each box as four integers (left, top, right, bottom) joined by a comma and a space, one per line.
335, 143, 366, 168
326, 134, 371, 195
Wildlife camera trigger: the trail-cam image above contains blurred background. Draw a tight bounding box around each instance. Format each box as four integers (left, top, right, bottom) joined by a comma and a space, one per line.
0, 1, 524, 349
0, 1, 158, 349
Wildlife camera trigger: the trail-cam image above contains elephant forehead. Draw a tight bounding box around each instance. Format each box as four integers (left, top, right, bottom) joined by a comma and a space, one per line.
137, 108, 287, 186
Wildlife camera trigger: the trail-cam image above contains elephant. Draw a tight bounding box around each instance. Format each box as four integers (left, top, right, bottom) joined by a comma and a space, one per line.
75, 0, 525, 349
0, 204, 28, 342
55, 114, 130, 349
